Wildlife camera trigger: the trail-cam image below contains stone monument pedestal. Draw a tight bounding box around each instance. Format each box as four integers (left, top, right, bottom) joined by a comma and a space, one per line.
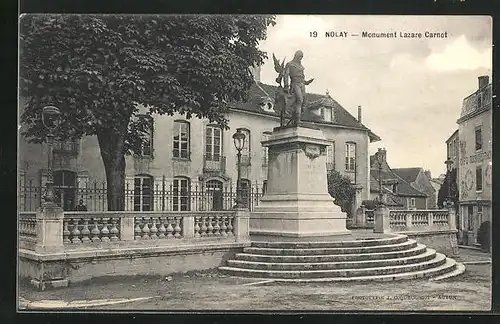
250, 126, 350, 237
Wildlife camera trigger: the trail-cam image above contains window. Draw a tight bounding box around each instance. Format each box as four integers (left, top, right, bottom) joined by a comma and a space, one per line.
173, 177, 190, 211
326, 142, 335, 170
475, 127, 482, 151
320, 108, 332, 122
467, 206, 474, 231
53, 170, 77, 211
205, 126, 222, 161
138, 116, 153, 157
392, 183, 398, 194
408, 197, 416, 209
261, 132, 271, 166
345, 143, 356, 171
476, 166, 483, 191
238, 128, 251, 165
134, 175, 153, 211
173, 121, 190, 159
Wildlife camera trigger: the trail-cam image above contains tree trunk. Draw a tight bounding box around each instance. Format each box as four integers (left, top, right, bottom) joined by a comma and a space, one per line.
97, 128, 127, 211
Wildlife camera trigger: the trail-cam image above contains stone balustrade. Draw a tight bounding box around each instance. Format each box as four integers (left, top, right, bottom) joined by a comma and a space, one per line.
374, 207, 456, 234
19, 212, 38, 250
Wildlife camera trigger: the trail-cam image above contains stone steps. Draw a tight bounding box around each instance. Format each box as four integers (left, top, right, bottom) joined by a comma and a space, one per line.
250, 235, 408, 248
235, 244, 428, 263
227, 249, 437, 271
220, 253, 447, 279
243, 239, 418, 256
220, 235, 465, 282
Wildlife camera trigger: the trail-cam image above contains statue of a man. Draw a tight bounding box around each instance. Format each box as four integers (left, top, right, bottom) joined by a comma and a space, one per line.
283, 50, 314, 126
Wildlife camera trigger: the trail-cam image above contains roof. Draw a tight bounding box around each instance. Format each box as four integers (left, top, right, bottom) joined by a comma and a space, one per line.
445, 129, 459, 144
370, 172, 426, 197
230, 82, 381, 142
392, 168, 422, 184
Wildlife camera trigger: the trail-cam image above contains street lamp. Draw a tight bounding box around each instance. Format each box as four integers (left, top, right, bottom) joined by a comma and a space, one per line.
445, 158, 454, 208
232, 130, 246, 208
376, 149, 384, 205
42, 105, 61, 206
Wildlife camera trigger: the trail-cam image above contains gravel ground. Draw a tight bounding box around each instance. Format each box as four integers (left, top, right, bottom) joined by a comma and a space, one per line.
18, 249, 491, 312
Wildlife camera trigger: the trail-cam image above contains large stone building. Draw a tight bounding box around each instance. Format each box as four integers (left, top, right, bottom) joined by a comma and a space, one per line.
18, 69, 381, 213
451, 75, 492, 245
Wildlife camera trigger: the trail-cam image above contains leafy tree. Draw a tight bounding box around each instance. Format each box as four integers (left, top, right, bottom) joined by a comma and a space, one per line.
327, 170, 356, 215
20, 14, 275, 210
477, 221, 491, 252
437, 168, 458, 209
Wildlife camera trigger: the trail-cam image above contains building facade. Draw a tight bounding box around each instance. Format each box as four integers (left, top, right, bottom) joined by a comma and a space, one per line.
368, 149, 428, 210
19, 74, 380, 213
455, 76, 492, 245
392, 168, 437, 209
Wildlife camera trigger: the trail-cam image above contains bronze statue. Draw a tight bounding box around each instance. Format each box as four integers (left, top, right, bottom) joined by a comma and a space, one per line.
273, 50, 314, 127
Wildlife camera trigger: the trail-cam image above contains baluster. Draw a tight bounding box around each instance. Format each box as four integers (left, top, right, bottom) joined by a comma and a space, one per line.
134, 218, 142, 240
174, 217, 182, 238
158, 217, 166, 239
200, 216, 208, 237
63, 220, 71, 244
71, 219, 81, 243
194, 216, 201, 238
110, 218, 119, 241
213, 215, 221, 236
150, 217, 158, 239
220, 215, 228, 237
101, 218, 110, 242
227, 216, 234, 236
91, 218, 101, 242
81, 219, 91, 243
207, 216, 214, 237
166, 217, 174, 238
141, 217, 151, 239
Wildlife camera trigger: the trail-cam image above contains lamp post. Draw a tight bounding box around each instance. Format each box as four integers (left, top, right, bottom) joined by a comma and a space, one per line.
42, 105, 61, 206
232, 130, 246, 208
445, 158, 454, 208
376, 150, 384, 205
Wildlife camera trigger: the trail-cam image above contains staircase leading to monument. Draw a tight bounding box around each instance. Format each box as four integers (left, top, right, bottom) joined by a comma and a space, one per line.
219, 234, 465, 282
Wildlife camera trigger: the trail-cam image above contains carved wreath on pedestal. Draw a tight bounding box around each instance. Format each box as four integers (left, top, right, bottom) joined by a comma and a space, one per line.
301, 144, 325, 160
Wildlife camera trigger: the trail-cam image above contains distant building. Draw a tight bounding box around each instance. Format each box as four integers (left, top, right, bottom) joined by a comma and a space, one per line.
19, 68, 381, 214
392, 168, 437, 209
454, 75, 492, 245
429, 176, 445, 207
369, 148, 428, 210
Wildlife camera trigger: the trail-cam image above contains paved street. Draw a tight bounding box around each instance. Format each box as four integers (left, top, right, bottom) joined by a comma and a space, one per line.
18, 249, 491, 311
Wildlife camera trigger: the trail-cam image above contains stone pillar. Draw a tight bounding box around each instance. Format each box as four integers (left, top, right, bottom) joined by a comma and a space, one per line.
406, 212, 413, 229
120, 214, 135, 241
183, 215, 195, 239
448, 207, 457, 231
35, 204, 65, 254
251, 126, 349, 237
373, 205, 390, 233
234, 208, 250, 242
428, 212, 434, 228
354, 205, 366, 227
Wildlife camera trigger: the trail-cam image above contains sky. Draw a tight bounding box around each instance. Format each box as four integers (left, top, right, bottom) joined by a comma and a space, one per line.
257, 15, 492, 178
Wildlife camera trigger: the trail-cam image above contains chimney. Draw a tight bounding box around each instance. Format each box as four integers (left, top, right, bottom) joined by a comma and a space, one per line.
357, 105, 362, 123
424, 170, 432, 179
478, 75, 489, 89
251, 65, 261, 82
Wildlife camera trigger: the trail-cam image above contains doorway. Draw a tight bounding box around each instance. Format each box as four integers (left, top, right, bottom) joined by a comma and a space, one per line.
53, 170, 76, 211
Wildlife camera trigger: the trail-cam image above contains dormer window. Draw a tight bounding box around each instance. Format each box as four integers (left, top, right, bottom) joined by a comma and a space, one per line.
321, 107, 332, 122
392, 183, 398, 193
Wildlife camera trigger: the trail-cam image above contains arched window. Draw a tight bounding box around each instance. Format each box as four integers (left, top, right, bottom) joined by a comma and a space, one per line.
173, 120, 190, 159
53, 170, 77, 211
134, 174, 153, 211
261, 131, 272, 166
206, 179, 223, 211
237, 128, 251, 165
173, 176, 190, 211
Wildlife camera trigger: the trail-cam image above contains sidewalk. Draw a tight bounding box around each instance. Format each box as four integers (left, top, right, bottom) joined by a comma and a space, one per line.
18, 249, 491, 311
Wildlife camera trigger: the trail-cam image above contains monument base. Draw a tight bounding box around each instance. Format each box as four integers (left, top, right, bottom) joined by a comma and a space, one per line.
250, 126, 350, 238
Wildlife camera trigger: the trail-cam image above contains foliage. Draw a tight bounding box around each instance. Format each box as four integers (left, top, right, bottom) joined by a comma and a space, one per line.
327, 170, 356, 215
19, 14, 275, 210
437, 168, 458, 209
477, 221, 490, 252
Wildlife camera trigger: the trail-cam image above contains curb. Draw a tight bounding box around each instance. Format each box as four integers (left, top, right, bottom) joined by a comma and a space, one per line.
461, 260, 491, 265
